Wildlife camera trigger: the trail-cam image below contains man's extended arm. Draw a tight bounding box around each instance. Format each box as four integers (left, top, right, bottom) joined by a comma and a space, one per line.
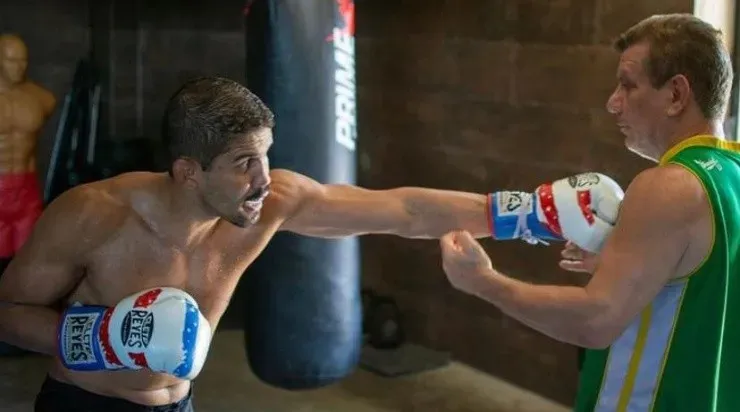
271, 169, 491, 239
458, 166, 703, 348
270, 169, 623, 252
0, 186, 121, 355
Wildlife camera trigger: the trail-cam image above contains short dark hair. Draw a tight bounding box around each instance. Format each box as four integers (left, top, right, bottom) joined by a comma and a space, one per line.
614, 13, 733, 120
162, 76, 275, 174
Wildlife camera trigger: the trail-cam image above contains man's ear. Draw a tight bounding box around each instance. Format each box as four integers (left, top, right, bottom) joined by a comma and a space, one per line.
171, 158, 203, 188
665, 74, 692, 117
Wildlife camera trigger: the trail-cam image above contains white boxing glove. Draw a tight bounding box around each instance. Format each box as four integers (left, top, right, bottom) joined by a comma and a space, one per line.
489, 172, 624, 252
57, 287, 213, 380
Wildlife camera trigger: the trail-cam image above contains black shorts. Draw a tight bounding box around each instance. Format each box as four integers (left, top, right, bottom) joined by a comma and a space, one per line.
34, 375, 194, 412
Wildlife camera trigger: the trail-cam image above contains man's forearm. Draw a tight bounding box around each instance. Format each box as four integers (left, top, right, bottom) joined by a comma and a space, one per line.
472, 270, 608, 347
400, 188, 491, 238
0, 303, 60, 356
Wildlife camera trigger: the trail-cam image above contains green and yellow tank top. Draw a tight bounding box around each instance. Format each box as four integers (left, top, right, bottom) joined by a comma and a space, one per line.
573, 135, 740, 412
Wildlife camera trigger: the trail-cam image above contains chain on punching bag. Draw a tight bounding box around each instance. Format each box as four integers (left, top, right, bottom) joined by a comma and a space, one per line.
243, 0, 360, 390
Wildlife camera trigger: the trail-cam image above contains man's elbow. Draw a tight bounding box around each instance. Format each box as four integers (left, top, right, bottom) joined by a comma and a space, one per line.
575, 309, 625, 349
576, 327, 617, 349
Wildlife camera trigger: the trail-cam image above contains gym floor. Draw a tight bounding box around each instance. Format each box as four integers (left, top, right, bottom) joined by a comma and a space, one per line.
0, 330, 570, 412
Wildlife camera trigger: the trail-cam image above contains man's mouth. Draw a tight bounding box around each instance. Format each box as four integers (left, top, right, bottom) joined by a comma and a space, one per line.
243, 186, 270, 208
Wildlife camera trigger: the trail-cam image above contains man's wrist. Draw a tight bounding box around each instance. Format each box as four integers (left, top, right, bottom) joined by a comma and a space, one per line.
470, 267, 509, 303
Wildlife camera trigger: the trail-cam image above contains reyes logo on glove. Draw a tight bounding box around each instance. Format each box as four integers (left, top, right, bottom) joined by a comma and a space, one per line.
567, 173, 601, 189
120, 310, 155, 349
60, 310, 101, 365
496, 191, 533, 217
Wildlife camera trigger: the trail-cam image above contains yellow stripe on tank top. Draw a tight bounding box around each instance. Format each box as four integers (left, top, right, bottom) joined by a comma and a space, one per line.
616, 306, 652, 411
648, 282, 688, 411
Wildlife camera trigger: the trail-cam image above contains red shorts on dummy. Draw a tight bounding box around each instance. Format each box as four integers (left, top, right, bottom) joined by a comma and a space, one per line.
0, 173, 43, 258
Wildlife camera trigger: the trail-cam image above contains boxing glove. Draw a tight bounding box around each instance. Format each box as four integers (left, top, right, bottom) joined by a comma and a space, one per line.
488, 172, 624, 252
57, 287, 213, 380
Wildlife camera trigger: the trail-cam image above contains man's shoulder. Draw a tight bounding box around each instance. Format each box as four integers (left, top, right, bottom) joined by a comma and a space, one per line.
269, 168, 307, 184
632, 164, 704, 194
29, 182, 129, 253
267, 169, 318, 200
262, 168, 348, 227
51, 181, 127, 221
13, 81, 56, 113
262, 169, 312, 219
623, 165, 707, 222
51, 172, 161, 224
19, 81, 54, 99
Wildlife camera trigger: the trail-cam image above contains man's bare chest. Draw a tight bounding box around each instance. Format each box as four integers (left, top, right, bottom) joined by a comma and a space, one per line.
0, 89, 46, 134
72, 224, 275, 324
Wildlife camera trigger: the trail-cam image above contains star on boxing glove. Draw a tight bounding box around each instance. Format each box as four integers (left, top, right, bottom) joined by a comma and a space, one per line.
488, 172, 624, 252
57, 287, 213, 380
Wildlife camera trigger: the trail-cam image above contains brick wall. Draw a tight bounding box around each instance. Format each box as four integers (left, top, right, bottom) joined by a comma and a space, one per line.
355, 0, 693, 405
1, 0, 247, 179
89, 0, 247, 143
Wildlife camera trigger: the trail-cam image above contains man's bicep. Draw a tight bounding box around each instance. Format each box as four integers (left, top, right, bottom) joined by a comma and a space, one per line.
584, 167, 700, 340
0, 245, 82, 306
284, 183, 411, 236
266, 169, 408, 236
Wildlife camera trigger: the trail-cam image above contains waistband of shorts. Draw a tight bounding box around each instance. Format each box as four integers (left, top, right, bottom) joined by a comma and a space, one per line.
0, 172, 39, 190
39, 375, 193, 411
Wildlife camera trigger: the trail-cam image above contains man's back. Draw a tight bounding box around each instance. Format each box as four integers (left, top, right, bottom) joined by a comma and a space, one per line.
574, 135, 740, 411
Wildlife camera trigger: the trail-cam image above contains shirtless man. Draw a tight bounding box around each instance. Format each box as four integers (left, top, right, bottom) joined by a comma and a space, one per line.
0, 34, 56, 268
439, 14, 739, 411
0, 76, 621, 411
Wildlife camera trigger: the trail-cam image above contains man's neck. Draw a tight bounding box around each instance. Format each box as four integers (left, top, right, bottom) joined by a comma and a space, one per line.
158, 178, 222, 250
657, 119, 725, 160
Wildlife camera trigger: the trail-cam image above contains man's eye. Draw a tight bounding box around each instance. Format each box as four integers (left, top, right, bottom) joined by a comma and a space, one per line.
244, 157, 263, 170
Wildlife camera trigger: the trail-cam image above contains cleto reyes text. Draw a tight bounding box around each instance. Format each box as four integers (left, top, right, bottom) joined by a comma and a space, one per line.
65, 313, 98, 363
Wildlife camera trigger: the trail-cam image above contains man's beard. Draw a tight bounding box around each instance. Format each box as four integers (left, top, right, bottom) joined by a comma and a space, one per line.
229, 208, 261, 228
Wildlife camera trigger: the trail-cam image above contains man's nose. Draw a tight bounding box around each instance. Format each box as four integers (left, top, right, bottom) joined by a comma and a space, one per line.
605, 90, 621, 115
255, 164, 271, 188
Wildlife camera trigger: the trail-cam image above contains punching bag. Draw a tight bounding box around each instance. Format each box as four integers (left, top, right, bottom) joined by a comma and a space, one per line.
243, 0, 360, 390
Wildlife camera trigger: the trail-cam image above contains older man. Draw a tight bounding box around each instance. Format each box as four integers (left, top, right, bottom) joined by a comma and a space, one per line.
440, 14, 738, 412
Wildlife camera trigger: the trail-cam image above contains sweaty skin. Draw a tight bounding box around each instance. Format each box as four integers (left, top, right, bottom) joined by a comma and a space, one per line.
0, 34, 56, 174
0, 154, 490, 405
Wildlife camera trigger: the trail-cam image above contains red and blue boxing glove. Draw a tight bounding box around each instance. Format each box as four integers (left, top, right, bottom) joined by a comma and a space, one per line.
489, 172, 624, 252
57, 287, 213, 380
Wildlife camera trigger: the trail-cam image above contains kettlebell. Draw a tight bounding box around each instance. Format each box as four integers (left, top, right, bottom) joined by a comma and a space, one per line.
366, 295, 405, 350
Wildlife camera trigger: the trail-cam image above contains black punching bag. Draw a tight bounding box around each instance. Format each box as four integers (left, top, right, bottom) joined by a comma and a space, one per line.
243, 0, 360, 390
